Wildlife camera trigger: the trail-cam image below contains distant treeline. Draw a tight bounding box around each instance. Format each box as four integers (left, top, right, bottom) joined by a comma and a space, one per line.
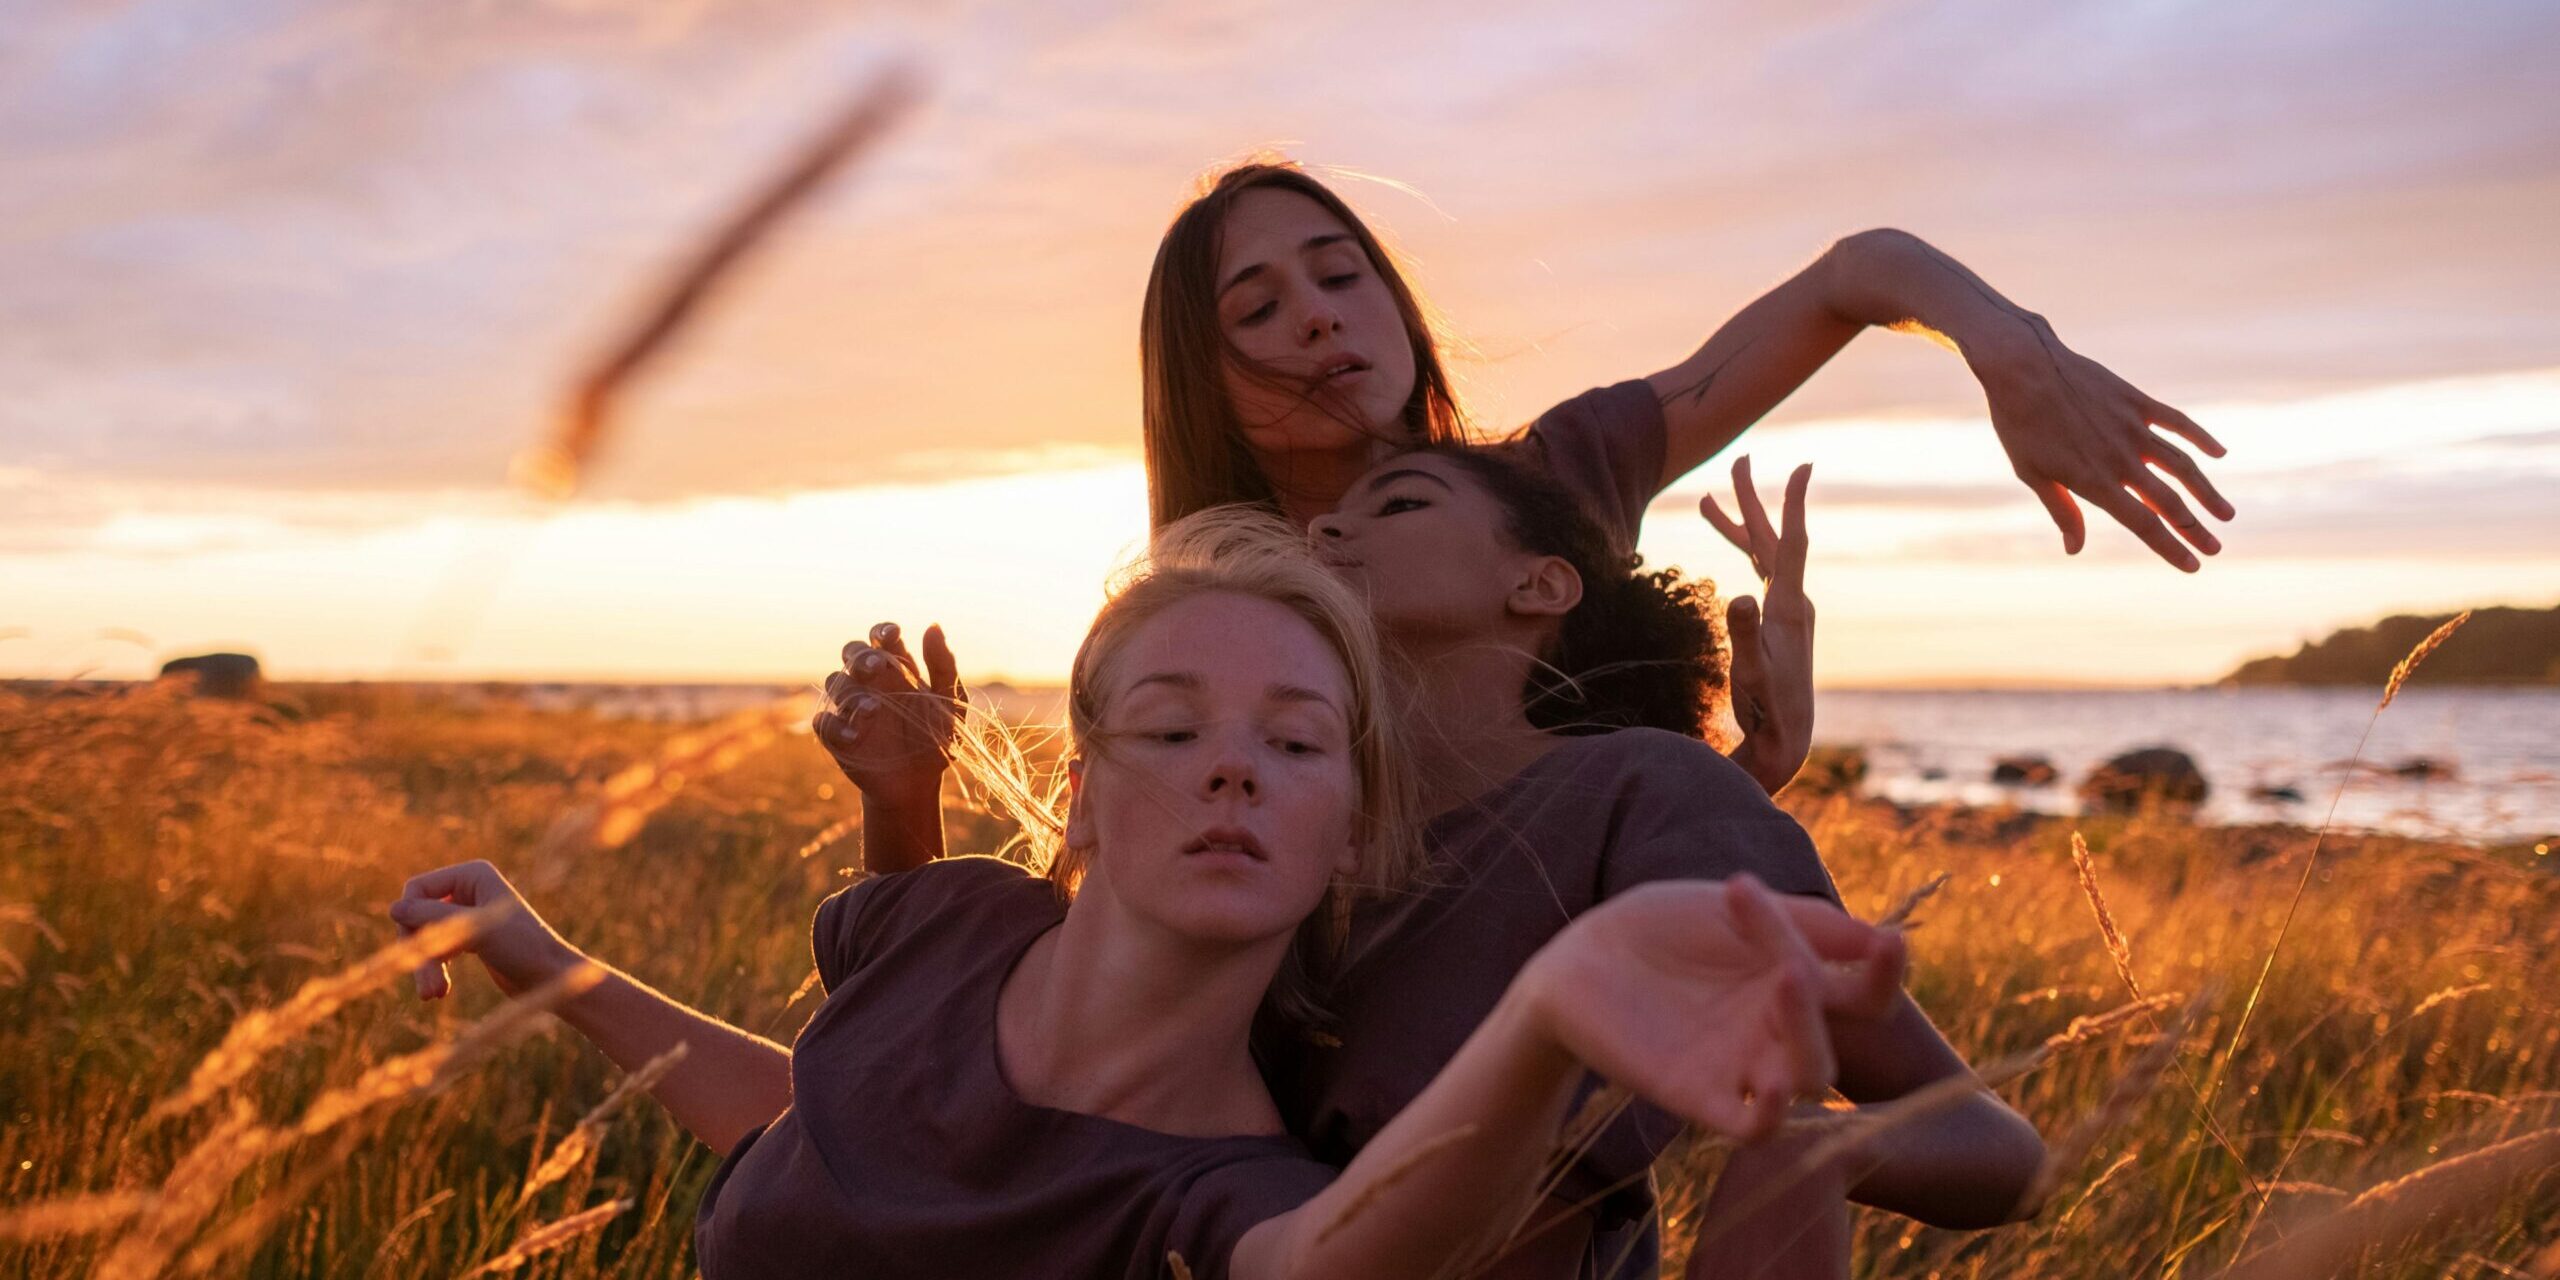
2221, 603, 2560, 687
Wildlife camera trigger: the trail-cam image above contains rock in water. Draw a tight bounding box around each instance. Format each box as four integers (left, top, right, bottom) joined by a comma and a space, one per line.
1991, 755, 2060, 786
159, 652, 263, 700
2079, 746, 2208, 813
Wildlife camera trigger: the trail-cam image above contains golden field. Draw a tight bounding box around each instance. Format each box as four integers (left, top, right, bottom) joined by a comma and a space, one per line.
1, 680, 2554, 1278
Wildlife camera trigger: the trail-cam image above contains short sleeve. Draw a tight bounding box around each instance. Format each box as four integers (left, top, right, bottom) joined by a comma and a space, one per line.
1155, 1154, 1336, 1280
1513, 380, 1668, 553
809, 856, 1051, 994
1591, 733, 1841, 906
810, 876, 890, 995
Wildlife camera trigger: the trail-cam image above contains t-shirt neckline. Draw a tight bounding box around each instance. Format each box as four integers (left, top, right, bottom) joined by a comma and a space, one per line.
981, 909, 1305, 1151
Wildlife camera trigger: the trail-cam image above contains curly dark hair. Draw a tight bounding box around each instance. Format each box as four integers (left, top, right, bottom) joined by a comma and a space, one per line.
1416, 444, 1727, 739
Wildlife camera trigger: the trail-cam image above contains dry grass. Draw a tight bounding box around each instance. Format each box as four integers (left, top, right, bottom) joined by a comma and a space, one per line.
1, 679, 2554, 1277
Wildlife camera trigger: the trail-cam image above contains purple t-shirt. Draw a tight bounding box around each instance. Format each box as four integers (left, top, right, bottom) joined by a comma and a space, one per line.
695, 856, 1335, 1280
1509, 378, 1668, 554
1264, 730, 1840, 1280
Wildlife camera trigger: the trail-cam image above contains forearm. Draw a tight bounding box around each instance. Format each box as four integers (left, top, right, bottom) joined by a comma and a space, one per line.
1827, 994, 2045, 1229
551, 952, 795, 1157
1249, 987, 1582, 1280
1842, 1092, 2045, 1228
1820, 228, 2049, 377
859, 779, 947, 873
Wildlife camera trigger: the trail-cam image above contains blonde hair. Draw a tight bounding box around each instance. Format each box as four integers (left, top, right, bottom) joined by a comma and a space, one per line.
948, 505, 1423, 1030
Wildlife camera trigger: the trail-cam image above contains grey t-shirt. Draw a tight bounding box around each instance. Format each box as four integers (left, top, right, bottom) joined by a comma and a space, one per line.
695, 856, 1335, 1280
1263, 730, 1841, 1280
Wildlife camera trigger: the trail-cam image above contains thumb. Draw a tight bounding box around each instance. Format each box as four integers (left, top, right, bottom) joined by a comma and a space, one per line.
1727, 595, 1764, 661
922, 624, 960, 701
388, 896, 469, 930
389, 897, 466, 1000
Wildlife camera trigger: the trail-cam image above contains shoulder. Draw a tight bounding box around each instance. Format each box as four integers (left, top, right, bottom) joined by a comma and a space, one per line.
1545, 727, 1782, 816
1514, 379, 1666, 449
1502, 380, 1666, 551
1551, 730, 1842, 904
812, 856, 1056, 994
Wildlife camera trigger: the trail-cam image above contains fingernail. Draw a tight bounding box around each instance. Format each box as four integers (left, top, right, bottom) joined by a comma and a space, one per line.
872, 622, 898, 644
856, 695, 878, 713
861, 653, 883, 672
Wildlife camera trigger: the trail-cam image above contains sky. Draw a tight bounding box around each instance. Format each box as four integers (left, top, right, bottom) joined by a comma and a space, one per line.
3, 0, 2557, 687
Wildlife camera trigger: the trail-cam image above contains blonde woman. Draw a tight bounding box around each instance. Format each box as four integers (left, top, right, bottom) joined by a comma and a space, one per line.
391, 511, 1905, 1279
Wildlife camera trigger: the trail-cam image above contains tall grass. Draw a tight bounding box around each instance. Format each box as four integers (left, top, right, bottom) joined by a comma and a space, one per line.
1, 678, 2553, 1276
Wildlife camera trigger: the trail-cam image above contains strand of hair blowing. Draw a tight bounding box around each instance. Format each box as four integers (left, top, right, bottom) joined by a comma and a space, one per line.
1426, 446, 1728, 740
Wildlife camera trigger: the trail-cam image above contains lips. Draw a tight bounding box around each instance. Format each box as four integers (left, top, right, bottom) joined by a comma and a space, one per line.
1184, 825, 1268, 861
1314, 356, 1370, 383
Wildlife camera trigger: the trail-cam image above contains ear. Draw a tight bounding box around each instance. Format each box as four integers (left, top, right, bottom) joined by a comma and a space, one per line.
1062, 757, 1093, 849
1334, 833, 1362, 879
1506, 555, 1583, 620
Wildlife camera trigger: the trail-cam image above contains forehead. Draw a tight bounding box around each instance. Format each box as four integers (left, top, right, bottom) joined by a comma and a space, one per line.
1215, 187, 1358, 274
1107, 590, 1352, 707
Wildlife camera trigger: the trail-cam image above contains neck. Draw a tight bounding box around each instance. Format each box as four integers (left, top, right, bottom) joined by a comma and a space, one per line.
1390, 629, 1558, 815
1255, 437, 1403, 528
997, 883, 1289, 1137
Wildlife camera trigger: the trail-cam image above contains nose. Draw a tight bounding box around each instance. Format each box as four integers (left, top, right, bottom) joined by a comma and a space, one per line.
1299, 298, 1342, 346
1309, 515, 1345, 540
1201, 732, 1259, 801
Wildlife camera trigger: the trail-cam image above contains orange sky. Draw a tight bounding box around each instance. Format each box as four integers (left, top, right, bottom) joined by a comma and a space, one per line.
3, 1, 2557, 686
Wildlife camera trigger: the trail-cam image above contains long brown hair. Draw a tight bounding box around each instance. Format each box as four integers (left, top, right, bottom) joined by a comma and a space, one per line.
1139, 159, 1471, 529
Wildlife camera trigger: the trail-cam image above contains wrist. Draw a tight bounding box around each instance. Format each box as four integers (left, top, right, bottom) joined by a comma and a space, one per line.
1499, 954, 1588, 1082
859, 773, 944, 809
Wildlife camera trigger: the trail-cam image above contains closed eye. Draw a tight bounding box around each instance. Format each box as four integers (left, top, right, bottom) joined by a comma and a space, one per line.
1322, 272, 1360, 288
1239, 300, 1276, 326
1376, 496, 1428, 516
1272, 737, 1321, 756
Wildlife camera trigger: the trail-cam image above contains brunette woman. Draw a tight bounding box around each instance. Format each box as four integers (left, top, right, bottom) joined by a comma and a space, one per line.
390, 511, 1905, 1280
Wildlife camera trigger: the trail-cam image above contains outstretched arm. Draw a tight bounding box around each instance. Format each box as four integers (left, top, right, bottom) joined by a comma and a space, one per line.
1231, 879, 1906, 1280
1646, 228, 2231, 571
390, 860, 793, 1156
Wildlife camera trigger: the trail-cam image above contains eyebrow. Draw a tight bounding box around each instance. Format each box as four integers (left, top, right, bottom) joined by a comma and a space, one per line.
1360, 466, 1456, 495
1125, 671, 1344, 714
1218, 233, 1355, 299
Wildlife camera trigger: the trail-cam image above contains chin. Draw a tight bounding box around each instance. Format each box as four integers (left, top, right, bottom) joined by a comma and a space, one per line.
1154, 882, 1320, 947
1243, 416, 1378, 457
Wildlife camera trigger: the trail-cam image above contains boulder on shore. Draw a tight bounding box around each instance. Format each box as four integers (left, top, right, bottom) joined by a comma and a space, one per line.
158, 652, 263, 700
2079, 746, 2209, 813
2390, 757, 2456, 782
1991, 755, 2060, 787
1793, 745, 1869, 796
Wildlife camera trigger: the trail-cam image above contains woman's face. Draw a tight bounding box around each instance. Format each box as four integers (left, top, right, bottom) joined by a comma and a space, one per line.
1212, 187, 1420, 458
1068, 590, 1362, 945
1310, 453, 1571, 642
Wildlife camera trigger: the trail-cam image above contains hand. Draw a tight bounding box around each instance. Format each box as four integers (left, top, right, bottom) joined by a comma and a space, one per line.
1699, 457, 1814, 796
1524, 877, 1905, 1143
388, 860, 581, 1001
1973, 326, 2233, 571
814, 621, 965, 801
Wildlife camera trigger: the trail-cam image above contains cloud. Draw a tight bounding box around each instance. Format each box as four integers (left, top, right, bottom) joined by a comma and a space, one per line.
1886, 467, 2560, 564
2, 0, 2555, 501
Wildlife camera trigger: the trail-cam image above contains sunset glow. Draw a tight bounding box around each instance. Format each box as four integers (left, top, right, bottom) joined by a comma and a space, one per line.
4, 0, 2555, 687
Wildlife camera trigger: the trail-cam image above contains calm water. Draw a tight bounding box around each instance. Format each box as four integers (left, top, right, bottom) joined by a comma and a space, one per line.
1818, 687, 2560, 845
493, 681, 2558, 846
